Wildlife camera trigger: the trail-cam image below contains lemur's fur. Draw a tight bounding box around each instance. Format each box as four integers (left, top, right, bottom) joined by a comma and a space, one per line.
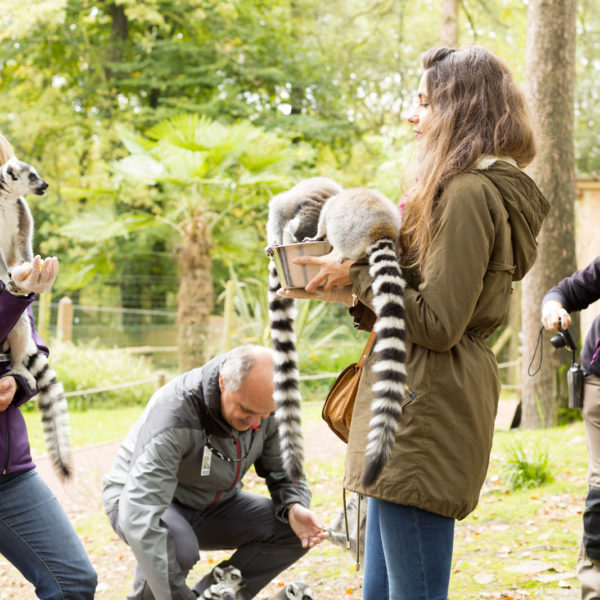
266, 177, 342, 481
269, 580, 314, 600
267, 180, 406, 486
210, 565, 244, 592
308, 187, 406, 486
327, 492, 365, 567
196, 564, 244, 599
0, 157, 72, 479
200, 583, 236, 600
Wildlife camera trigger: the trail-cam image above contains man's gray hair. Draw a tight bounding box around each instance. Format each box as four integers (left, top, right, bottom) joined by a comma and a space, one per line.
219, 345, 273, 392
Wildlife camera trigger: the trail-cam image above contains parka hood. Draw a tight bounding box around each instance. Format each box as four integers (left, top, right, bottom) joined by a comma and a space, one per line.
476, 158, 550, 281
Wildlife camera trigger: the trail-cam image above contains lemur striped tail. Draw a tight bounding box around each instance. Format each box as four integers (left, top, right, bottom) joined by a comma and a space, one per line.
362, 238, 407, 487
268, 260, 304, 482
26, 350, 73, 479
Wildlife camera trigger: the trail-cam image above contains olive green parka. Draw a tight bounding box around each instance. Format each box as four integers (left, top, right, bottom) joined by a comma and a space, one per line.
344, 159, 549, 520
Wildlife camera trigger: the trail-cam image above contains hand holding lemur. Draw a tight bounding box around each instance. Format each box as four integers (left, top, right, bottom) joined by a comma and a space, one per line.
11, 255, 58, 295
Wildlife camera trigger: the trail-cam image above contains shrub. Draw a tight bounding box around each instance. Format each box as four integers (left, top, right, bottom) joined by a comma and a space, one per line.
501, 438, 554, 491
24, 340, 164, 411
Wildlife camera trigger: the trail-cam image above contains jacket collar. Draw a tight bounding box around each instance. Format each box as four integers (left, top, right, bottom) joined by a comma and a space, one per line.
198, 354, 233, 437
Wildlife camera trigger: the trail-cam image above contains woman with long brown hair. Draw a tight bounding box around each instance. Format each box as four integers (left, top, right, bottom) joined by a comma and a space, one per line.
281, 46, 549, 599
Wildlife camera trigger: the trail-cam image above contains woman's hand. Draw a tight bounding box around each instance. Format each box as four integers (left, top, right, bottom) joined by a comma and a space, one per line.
278, 285, 354, 305
0, 376, 17, 412
11, 256, 58, 295
276, 250, 356, 305
541, 300, 571, 331
296, 251, 354, 292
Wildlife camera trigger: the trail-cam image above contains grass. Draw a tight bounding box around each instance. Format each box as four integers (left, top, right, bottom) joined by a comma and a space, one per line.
8, 399, 590, 599
23, 405, 146, 455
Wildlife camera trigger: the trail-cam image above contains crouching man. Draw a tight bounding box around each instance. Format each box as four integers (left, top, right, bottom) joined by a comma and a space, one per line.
102, 344, 328, 599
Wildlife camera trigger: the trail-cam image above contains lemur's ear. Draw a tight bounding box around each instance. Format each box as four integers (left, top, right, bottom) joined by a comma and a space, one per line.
6, 165, 18, 181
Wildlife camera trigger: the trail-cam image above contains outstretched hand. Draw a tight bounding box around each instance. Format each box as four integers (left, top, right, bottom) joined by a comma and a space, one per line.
11, 256, 58, 295
288, 504, 329, 549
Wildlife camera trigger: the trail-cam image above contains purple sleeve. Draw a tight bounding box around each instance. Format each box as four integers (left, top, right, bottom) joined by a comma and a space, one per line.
0, 282, 36, 342
541, 257, 600, 314
0, 284, 49, 407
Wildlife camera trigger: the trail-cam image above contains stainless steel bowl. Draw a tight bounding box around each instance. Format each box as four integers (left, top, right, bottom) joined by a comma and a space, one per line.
266, 240, 332, 289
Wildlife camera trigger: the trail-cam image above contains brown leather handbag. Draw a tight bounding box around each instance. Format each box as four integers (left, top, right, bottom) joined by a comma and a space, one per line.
322, 330, 377, 443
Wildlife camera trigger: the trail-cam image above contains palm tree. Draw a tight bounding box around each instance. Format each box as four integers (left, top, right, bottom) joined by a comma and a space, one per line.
71, 114, 313, 370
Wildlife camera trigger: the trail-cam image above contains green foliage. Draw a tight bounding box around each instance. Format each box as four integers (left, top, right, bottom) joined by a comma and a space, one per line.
218, 272, 365, 401
25, 341, 161, 410
501, 437, 554, 491
0, 0, 596, 326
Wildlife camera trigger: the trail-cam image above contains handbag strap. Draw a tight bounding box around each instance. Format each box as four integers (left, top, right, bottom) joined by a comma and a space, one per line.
357, 330, 377, 368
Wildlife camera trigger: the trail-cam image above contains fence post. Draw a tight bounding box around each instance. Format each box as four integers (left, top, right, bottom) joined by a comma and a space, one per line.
157, 371, 167, 389
56, 297, 74, 342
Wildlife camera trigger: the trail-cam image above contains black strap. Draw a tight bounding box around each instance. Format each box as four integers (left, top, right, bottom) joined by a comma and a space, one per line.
528, 326, 545, 377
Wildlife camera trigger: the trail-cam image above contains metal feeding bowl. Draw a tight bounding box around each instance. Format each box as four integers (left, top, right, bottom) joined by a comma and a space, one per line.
266, 240, 332, 289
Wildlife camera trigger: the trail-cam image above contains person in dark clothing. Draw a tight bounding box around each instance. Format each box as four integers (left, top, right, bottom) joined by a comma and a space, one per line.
0, 131, 97, 599
102, 344, 328, 600
542, 257, 600, 600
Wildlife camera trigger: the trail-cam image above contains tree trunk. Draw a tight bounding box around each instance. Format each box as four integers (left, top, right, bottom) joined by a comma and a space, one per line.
440, 0, 459, 47
520, 0, 577, 428
176, 208, 213, 372
105, 3, 128, 80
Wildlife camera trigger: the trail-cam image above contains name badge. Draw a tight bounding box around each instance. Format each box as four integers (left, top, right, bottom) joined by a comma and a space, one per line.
201, 446, 212, 476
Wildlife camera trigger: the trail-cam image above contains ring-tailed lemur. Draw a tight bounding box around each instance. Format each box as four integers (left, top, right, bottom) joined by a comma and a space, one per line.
265, 177, 343, 482
211, 565, 244, 591
326, 492, 366, 568
269, 580, 314, 599
0, 157, 73, 479
195, 564, 245, 599
306, 187, 406, 486
200, 583, 236, 600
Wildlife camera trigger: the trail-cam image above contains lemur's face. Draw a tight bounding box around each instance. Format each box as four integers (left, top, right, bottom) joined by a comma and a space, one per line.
3, 158, 49, 197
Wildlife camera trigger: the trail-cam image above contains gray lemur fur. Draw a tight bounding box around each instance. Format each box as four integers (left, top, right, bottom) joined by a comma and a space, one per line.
326, 492, 366, 568
306, 187, 408, 487
195, 564, 245, 599
211, 565, 244, 591
200, 583, 237, 600
269, 580, 314, 599
265, 177, 343, 482
266, 177, 342, 247
0, 157, 72, 479
0, 157, 43, 381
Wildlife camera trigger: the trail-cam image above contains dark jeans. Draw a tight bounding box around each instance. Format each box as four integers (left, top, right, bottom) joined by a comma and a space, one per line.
109, 491, 308, 600
0, 469, 97, 599
363, 498, 454, 600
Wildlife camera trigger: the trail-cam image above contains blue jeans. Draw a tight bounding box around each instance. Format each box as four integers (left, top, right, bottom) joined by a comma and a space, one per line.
363, 498, 454, 600
0, 469, 97, 599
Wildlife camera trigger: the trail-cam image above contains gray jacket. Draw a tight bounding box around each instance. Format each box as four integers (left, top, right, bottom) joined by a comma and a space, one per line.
102, 355, 311, 600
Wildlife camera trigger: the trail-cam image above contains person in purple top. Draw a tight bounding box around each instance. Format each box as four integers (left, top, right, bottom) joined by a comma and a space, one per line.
541, 257, 600, 600
0, 131, 97, 599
